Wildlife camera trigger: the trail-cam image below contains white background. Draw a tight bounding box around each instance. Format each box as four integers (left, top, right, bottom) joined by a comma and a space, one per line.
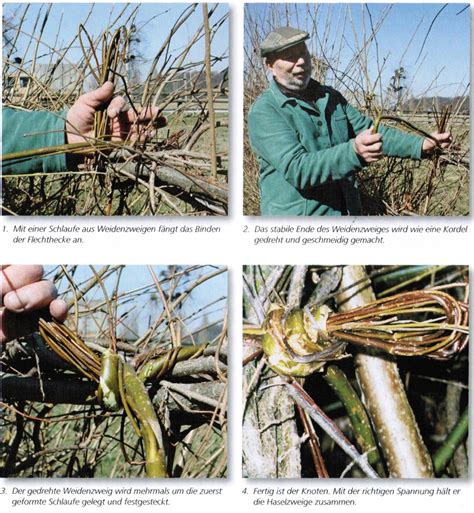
1, 0, 473, 512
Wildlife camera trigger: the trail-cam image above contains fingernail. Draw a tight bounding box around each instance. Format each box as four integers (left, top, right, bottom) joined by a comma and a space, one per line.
4, 291, 28, 312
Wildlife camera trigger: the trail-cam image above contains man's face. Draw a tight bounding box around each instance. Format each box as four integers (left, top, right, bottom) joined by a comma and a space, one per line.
266, 42, 312, 91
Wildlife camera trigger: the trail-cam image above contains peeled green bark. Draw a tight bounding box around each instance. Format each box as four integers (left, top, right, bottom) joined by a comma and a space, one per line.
336, 265, 434, 478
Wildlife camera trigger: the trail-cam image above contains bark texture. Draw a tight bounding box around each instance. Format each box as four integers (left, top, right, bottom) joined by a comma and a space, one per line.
336, 265, 434, 478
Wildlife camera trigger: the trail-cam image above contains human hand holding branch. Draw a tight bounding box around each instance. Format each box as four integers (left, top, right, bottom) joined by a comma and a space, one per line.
353, 129, 383, 163
0, 265, 67, 344
66, 81, 167, 148
422, 131, 452, 156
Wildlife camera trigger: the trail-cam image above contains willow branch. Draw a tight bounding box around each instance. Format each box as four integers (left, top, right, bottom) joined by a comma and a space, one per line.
202, 3, 217, 179
433, 407, 468, 475
323, 365, 385, 476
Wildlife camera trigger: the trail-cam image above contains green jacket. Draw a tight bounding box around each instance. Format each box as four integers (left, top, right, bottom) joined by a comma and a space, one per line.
248, 79, 423, 216
2, 108, 67, 175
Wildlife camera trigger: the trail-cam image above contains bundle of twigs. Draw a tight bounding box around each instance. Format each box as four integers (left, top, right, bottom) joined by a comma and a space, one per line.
326, 290, 468, 359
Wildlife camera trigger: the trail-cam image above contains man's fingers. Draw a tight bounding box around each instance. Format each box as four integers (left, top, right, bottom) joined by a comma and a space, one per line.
365, 142, 382, 153
363, 134, 383, 145
436, 132, 452, 147
367, 155, 382, 163
3, 280, 58, 313
423, 132, 453, 154
354, 129, 383, 161
359, 128, 382, 142
363, 153, 382, 163
354, 128, 384, 163
0, 299, 68, 344
49, 299, 68, 322
122, 107, 167, 127
1, 265, 44, 298
107, 95, 126, 118
80, 81, 115, 109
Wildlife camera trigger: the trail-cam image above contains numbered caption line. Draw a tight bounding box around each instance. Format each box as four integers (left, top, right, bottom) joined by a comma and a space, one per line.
244, 224, 468, 246
4, 224, 221, 245
5, 486, 223, 508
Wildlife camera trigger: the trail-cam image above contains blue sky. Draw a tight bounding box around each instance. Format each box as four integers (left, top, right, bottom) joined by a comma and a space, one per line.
44, 265, 227, 341
245, 3, 470, 98
3, 3, 229, 75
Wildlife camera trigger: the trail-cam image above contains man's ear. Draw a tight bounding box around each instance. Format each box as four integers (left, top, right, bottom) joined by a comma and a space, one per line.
266, 58, 275, 76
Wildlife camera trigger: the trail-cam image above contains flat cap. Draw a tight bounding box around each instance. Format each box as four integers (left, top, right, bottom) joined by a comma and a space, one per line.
260, 26, 309, 58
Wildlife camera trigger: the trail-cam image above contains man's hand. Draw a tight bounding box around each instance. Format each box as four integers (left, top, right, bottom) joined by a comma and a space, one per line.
0, 265, 67, 344
66, 81, 166, 146
353, 128, 383, 163
422, 131, 452, 156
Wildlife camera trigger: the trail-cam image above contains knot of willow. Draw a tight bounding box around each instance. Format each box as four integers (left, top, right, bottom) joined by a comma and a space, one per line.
97, 349, 122, 411
262, 304, 347, 377
260, 290, 468, 377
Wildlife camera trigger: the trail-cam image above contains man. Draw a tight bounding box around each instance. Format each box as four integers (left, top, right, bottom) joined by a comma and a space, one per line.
1, 265, 67, 344
248, 27, 451, 216
2, 82, 166, 175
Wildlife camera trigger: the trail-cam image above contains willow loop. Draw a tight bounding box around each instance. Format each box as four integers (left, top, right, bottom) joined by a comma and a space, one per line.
38, 317, 193, 478
38, 318, 101, 381
328, 290, 468, 359
258, 290, 468, 378
78, 24, 129, 165
2, 26, 131, 165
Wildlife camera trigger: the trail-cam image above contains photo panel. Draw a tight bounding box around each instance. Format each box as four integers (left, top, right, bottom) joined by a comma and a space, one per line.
2, 3, 229, 216
244, 3, 470, 216
1, 264, 228, 478
242, 265, 468, 478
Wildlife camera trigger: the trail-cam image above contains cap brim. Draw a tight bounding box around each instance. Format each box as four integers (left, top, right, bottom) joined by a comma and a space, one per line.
261, 35, 309, 58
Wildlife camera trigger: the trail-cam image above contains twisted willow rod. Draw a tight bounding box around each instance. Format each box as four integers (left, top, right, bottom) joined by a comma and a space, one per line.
372, 114, 441, 146
38, 318, 207, 477
1, 140, 121, 162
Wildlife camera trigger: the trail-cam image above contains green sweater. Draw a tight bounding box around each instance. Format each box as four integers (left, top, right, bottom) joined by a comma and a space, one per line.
248, 79, 423, 216
2, 108, 67, 175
